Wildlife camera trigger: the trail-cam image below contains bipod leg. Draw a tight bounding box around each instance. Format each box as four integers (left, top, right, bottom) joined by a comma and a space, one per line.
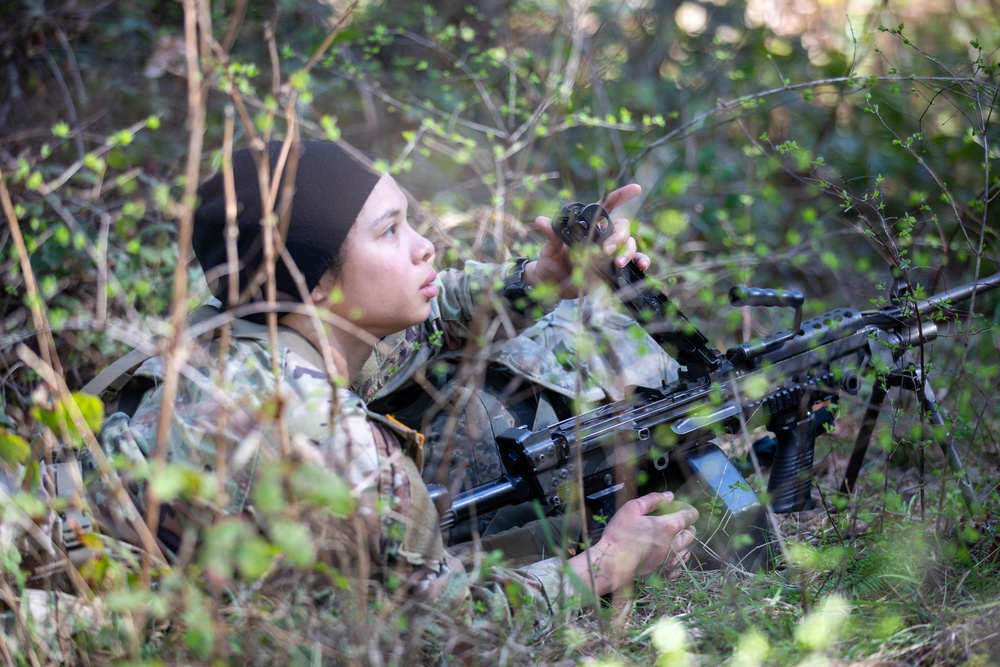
840, 381, 888, 497
901, 367, 983, 516
839, 365, 982, 515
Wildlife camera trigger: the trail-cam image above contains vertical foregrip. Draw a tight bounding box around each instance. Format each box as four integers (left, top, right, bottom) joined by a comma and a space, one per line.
766, 413, 816, 513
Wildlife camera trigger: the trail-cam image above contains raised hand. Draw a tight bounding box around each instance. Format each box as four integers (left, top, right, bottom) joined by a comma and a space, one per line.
525, 184, 651, 299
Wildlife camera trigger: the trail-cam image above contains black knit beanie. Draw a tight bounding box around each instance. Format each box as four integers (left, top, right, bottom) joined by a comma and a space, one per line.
192, 140, 381, 308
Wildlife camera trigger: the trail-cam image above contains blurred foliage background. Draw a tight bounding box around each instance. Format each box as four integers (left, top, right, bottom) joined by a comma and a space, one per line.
2, 0, 999, 663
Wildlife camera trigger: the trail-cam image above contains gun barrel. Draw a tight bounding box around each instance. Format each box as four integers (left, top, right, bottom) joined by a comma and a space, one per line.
861, 271, 1000, 329
438, 476, 525, 530
729, 271, 1000, 366
913, 271, 1000, 314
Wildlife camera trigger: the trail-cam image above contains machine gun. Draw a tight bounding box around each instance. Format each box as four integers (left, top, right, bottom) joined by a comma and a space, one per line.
433, 201, 1000, 569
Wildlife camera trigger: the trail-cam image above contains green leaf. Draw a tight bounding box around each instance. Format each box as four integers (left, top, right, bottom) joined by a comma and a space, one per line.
105, 588, 166, 614
201, 519, 252, 583
653, 209, 689, 236
31, 392, 105, 446
83, 153, 106, 173
149, 462, 198, 502
0, 430, 30, 465
289, 69, 311, 91
73, 392, 105, 433
291, 465, 356, 517
252, 466, 286, 514
110, 129, 133, 147
235, 534, 277, 580
795, 595, 850, 651
270, 521, 316, 568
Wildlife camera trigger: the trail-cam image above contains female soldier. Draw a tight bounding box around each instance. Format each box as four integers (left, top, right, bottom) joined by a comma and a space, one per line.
93, 139, 698, 631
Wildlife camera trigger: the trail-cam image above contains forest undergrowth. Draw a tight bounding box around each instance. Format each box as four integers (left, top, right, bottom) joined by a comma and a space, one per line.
2, 0, 999, 664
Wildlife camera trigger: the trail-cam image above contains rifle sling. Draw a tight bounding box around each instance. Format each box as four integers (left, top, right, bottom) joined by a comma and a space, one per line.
82, 305, 327, 403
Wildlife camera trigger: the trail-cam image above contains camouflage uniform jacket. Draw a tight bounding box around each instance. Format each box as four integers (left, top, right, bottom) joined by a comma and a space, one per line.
90, 260, 588, 628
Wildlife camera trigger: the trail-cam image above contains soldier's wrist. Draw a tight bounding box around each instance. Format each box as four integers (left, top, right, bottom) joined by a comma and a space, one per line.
522, 259, 540, 287
570, 542, 619, 597
501, 257, 541, 317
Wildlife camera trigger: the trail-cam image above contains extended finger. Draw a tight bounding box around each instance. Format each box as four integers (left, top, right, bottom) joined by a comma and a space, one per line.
633, 252, 651, 271
673, 526, 697, 551
667, 551, 693, 579
598, 183, 642, 213
656, 503, 700, 530
534, 216, 560, 244
665, 530, 698, 575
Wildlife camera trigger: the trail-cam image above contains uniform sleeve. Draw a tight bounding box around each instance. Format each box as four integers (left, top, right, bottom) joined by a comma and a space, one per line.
430, 259, 557, 349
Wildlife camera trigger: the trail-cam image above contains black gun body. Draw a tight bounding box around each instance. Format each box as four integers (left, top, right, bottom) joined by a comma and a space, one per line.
440, 307, 880, 566
441, 271, 1000, 567
500, 309, 874, 491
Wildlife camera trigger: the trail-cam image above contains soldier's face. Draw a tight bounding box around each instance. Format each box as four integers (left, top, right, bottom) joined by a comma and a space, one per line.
323, 174, 437, 338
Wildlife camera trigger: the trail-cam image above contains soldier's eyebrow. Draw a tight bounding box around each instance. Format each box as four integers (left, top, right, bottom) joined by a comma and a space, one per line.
366, 208, 402, 229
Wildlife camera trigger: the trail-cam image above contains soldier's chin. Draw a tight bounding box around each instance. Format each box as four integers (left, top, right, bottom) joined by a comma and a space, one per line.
417, 302, 433, 322
396, 305, 432, 332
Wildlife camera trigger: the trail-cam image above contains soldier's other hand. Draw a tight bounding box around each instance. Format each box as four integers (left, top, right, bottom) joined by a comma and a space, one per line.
526, 184, 651, 299
569, 491, 699, 596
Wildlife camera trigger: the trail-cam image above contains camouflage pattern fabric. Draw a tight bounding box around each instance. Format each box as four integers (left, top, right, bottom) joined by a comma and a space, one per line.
0, 590, 107, 665
495, 292, 680, 403
84, 262, 594, 628
2, 444, 112, 660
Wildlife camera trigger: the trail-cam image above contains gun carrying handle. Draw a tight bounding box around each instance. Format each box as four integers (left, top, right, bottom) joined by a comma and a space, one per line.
553, 201, 613, 247
728, 286, 804, 310
727, 286, 806, 364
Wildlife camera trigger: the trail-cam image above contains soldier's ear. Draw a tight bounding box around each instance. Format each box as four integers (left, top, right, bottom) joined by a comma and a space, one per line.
309, 285, 329, 306
310, 269, 342, 306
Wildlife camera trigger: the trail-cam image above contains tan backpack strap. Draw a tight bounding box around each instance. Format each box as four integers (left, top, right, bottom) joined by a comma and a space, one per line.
81, 304, 224, 402
278, 330, 328, 372
227, 318, 328, 372
85, 304, 330, 406
80, 346, 157, 403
